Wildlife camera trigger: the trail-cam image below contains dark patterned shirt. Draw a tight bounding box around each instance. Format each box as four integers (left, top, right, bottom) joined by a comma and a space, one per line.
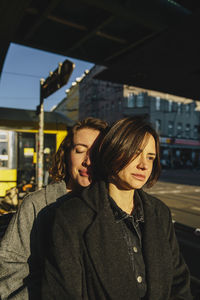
109, 190, 147, 298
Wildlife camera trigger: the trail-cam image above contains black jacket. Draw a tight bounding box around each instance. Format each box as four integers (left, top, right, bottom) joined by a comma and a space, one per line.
42, 181, 192, 300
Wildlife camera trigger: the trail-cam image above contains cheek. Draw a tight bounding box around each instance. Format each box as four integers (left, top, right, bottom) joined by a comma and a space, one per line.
147, 163, 154, 176
117, 169, 127, 180
69, 153, 78, 173
149, 161, 154, 171
70, 154, 84, 170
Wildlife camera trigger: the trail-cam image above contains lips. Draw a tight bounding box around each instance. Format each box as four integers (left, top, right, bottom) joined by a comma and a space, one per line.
79, 169, 89, 177
132, 173, 146, 181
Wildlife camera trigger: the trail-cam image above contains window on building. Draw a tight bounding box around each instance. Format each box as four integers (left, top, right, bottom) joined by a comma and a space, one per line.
168, 100, 172, 112
155, 119, 161, 133
172, 102, 177, 112
168, 121, 174, 137
177, 123, 182, 138
194, 125, 199, 139
177, 102, 182, 114
155, 97, 160, 111
136, 93, 144, 107
127, 93, 135, 108
185, 104, 190, 113
176, 149, 181, 158
0, 131, 9, 168
185, 123, 190, 130
185, 123, 190, 138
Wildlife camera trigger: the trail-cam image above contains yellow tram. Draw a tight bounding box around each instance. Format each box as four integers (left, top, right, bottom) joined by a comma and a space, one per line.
0, 107, 72, 197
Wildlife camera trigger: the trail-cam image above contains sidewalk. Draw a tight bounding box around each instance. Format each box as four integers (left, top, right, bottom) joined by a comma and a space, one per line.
146, 168, 200, 228
159, 168, 200, 186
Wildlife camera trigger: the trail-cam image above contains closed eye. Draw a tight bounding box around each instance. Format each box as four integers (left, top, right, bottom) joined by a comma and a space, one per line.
75, 149, 85, 153
74, 146, 87, 153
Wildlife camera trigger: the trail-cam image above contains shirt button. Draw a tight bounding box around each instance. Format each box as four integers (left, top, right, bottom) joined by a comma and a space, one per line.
137, 276, 143, 283
133, 246, 138, 253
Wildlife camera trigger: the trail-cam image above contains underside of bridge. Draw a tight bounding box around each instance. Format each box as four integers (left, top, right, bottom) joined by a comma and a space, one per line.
0, 0, 200, 100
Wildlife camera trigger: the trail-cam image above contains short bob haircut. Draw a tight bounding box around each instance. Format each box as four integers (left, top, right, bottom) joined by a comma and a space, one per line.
97, 116, 161, 188
49, 117, 108, 184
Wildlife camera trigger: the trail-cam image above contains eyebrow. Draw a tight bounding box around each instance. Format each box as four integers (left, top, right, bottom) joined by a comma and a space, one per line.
73, 143, 88, 148
137, 148, 156, 156
148, 153, 156, 156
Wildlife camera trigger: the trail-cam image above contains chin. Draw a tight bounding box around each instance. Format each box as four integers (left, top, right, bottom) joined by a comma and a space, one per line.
79, 179, 91, 187
133, 183, 146, 190
81, 183, 90, 187
118, 180, 145, 191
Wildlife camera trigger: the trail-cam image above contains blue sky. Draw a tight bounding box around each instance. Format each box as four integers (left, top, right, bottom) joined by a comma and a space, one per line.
0, 43, 94, 111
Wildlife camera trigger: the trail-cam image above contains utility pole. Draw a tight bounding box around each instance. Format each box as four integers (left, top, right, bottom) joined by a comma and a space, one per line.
37, 78, 45, 190
36, 59, 75, 190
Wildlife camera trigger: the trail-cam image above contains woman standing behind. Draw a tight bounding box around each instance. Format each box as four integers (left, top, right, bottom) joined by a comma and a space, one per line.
0, 117, 108, 300
42, 117, 192, 300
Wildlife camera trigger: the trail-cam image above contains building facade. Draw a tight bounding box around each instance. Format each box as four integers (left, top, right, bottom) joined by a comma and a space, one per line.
53, 79, 80, 123
122, 89, 200, 169
56, 65, 200, 169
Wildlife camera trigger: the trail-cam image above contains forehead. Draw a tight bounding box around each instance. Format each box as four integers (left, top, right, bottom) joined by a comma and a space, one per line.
142, 134, 156, 153
73, 128, 100, 147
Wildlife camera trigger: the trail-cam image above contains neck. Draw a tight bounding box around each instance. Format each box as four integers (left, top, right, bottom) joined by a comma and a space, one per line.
66, 179, 83, 194
108, 182, 135, 214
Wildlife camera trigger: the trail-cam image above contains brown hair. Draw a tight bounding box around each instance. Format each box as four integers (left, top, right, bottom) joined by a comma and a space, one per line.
97, 116, 161, 188
49, 117, 108, 183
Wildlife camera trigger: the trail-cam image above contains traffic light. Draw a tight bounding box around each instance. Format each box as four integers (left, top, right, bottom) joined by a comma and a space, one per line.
41, 59, 75, 99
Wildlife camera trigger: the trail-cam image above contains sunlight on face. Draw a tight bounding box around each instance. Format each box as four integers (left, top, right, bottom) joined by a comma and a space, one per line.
115, 134, 156, 190
67, 128, 100, 191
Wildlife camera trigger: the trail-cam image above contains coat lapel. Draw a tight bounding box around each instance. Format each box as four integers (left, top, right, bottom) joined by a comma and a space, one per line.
82, 182, 139, 299
85, 209, 139, 299
139, 190, 173, 299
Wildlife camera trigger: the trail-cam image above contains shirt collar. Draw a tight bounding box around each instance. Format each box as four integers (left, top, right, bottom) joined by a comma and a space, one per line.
109, 190, 145, 224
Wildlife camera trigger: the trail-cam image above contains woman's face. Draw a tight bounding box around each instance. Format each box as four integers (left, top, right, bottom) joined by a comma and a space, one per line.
67, 128, 100, 190
113, 134, 156, 190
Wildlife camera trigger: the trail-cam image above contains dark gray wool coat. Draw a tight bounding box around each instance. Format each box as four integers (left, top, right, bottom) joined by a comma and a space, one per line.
42, 181, 192, 300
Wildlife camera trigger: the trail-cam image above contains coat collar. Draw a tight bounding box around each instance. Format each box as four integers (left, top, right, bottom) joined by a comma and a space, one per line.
81, 180, 108, 212
81, 181, 155, 215
45, 180, 67, 205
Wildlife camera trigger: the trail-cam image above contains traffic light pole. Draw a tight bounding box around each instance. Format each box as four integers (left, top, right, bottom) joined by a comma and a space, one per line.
37, 78, 45, 190
36, 59, 75, 190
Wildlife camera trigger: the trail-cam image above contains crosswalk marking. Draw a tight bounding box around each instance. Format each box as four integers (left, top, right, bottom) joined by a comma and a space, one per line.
148, 190, 181, 194
191, 206, 200, 211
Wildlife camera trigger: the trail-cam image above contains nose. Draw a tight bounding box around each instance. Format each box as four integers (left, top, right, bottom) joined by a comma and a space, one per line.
82, 153, 91, 167
137, 155, 148, 170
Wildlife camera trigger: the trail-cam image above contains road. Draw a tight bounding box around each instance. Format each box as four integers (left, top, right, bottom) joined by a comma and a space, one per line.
143, 169, 200, 228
